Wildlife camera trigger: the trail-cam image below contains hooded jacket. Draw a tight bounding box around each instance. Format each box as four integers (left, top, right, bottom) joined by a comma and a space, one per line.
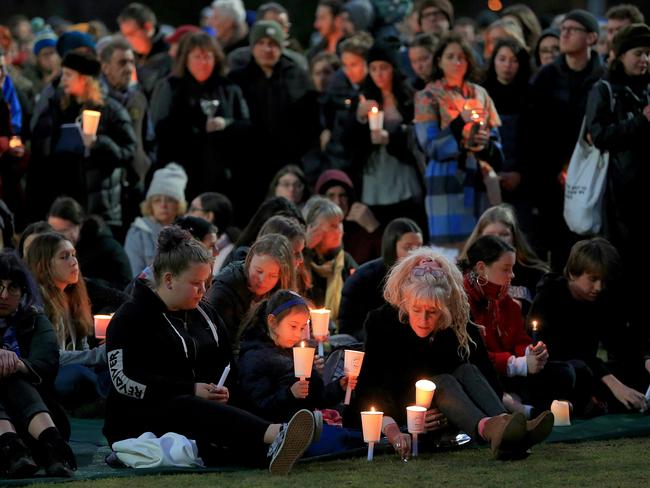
124, 216, 164, 277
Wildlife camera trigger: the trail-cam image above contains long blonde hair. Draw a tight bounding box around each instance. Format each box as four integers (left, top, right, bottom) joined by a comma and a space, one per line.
25, 232, 92, 344
384, 247, 473, 358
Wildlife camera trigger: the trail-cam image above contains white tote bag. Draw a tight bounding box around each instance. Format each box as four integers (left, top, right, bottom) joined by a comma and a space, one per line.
563, 81, 613, 235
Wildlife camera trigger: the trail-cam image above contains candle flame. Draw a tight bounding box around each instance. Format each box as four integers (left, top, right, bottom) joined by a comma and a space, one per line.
370, 107, 378, 114
371, 406, 375, 412
300, 341, 305, 348
532, 320, 538, 331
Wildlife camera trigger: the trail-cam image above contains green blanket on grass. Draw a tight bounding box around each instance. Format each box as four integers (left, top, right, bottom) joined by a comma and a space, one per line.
3, 414, 650, 485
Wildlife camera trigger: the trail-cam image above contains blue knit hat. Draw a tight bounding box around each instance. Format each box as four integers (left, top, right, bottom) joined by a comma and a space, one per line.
56, 31, 96, 57
33, 29, 58, 55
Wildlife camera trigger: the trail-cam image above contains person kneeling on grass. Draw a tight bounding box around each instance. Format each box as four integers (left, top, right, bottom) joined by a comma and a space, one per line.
346, 248, 554, 460
103, 226, 318, 474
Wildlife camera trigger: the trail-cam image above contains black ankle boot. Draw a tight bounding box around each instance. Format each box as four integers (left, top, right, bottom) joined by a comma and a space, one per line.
37, 427, 76, 478
0, 432, 39, 478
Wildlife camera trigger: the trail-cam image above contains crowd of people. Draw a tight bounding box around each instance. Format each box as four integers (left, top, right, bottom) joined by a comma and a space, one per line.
0, 0, 648, 478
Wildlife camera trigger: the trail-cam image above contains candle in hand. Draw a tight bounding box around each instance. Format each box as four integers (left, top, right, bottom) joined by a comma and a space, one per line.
343, 350, 365, 405
531, 320, 540, 344
310, 308, 330, 357
368, 106, 384, 130
293, 341, 315, 380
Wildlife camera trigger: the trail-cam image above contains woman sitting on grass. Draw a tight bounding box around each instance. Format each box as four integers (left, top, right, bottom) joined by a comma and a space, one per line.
347, 248, 554, 460
103, 226, 318, 474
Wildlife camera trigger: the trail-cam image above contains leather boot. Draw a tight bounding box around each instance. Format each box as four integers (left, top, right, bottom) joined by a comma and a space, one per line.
482, 413, 527, 460
523, 410, 554, 450
0, 433, 39, 478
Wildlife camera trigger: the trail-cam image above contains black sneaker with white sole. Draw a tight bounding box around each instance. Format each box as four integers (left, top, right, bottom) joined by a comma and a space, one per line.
268, 409, 315, 475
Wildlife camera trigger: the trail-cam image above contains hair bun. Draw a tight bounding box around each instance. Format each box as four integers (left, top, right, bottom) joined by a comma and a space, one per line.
157, 225, 192, 253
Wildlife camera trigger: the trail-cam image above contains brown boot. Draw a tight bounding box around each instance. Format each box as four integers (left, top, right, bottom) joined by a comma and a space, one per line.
523, 410, 554, 450
482, 413, 527, 460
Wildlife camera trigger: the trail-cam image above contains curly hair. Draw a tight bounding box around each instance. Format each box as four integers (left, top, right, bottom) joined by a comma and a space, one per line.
383, 247, 472, 358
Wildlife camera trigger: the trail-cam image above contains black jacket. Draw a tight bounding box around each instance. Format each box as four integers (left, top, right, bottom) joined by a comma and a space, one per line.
338, 257, 387, 341
103, 280, 234, 444
238, 327, 344, 423
151, 72, 251, 200
135, 30, 172, 100
346, 304, 501, 427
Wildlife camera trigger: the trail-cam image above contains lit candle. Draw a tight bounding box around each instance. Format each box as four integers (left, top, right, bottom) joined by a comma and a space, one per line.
360, 407, 383, 461
292, 341, 315, 381
310, 308, 330, 357
406, 406, 426, 457
415, 379, 436, 409
93, 314, 113, 340
81, 110, 101, 136
531, 320, 540, 344
551, 400, 571, 426
368, 106, 384, 130
9, 136, 22, 149
343, 350, 365, 405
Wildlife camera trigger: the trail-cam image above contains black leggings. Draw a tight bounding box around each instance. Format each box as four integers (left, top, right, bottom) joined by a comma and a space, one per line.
0, 375, 50, 428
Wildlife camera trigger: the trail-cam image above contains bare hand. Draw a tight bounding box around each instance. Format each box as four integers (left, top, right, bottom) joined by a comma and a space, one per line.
0, 349, 19, 377
211, 385, 229, 403
526, 352, 546, 375
499, 171, 522, 192
339, 375, 358, 391
314, 356, 325, 375
610, 382, 646, 410
356, 96, 379, 121
345, 202, 380, 233
467, 126, 489, 152
81, 132, 97, 149
195, 382, 227, 401
206, 117, 226, 133
291, 379, 309, 399
305, 223, 324, 249
370, 129, 389, 145
424, 408, 448, 432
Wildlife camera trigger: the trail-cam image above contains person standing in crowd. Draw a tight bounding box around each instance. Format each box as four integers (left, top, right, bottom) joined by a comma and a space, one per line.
414, 33, 503, 248
117, 2, 171, 100
346, 248, 554, 460
188, 192, 240, 275
605, 4, 644, 59
47, 197, 132, 290
99, 36, 154, 237
526, 10, 604, 269
209, 0, 249, 55
342, 41, 423, 228
0, 251, 77, 478
482, 37, 531, 223
408, 33, 437, 91
103, 226, 318, 475
316, 169, 381, 265
529, 238, 649, 416
339, 217, 422, 340
319, 32, 373, 176
124, 163, 188, 277
500, 4, 542, 53
482, 20, 525, 62
302, 196, 357, 327
418, 0, 454, 38
310, 52, 340, 94
585, 23, 650, 397
26, 232, 109, 411
152, 31, 250, 202
229, 20, 319, 222
461, 235, 575, 419
27, 51, 136, 230
308, 0, 346, 61
533, 28, 560, 69
267, 165, 310, 209
21, 28, 61, 95
204, 233, 296, 355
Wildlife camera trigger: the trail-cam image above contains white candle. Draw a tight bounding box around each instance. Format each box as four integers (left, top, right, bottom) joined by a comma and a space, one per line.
93, 314, 113, 340
415, 379, 436, 409
292, 341, 315, 380
216, 362, 230, 388
81, 110, 101, 136
368, 107, 384, 130
343, 350, 365, 405
406, 405, 426, 457
551, 400, 571, 426
310, 308, 330, 357
361, 407, 383, 461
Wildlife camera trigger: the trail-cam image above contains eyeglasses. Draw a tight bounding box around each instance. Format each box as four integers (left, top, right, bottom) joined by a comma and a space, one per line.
539, 46, 560, 55
0, 282, 23, 297
560, 26, 587, 35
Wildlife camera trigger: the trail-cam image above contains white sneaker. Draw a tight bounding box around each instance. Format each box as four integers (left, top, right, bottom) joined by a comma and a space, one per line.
268, 409, 315, 475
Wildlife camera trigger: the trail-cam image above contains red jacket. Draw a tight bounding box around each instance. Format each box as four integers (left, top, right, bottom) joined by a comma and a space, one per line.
464, 274, 532, 374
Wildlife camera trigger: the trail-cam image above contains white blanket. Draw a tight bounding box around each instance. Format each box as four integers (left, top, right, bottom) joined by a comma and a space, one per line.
112, 432, 204, 469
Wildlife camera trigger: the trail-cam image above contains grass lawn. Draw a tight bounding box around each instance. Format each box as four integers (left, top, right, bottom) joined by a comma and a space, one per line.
26, 437, 649, 488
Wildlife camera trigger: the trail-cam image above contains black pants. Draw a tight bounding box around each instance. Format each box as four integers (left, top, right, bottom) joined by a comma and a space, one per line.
108, 395, 272, 466
0, 376, 49, 428
502, 360, 576, 414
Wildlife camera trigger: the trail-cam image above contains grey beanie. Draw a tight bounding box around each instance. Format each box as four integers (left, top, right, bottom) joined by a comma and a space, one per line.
563, 9, 599, 34
146, 163, 188, 202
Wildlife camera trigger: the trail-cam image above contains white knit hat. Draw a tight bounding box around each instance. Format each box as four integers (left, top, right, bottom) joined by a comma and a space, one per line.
146, 163, 188, 202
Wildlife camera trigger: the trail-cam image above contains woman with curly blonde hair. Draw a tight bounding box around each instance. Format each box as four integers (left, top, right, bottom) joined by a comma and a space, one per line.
347, 247, 554, 460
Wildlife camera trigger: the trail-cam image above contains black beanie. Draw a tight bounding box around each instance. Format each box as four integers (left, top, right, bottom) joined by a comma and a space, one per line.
62, 51, 101, 77
366, 40, 399, 68
563, 9, 599, 34
613, 23, 650, 58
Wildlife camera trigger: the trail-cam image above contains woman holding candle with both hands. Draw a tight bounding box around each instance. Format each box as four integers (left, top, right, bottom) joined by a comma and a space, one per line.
347, 248, 553, 460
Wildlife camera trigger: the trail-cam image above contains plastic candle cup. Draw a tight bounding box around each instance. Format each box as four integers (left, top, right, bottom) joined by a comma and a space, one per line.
551, 400, 571, 426
406, 406, 426, 457
93, 314, 113, 340
293, 341, 315, 381
361, 407, 383, 461
81, 110, 101, 136
310, 308, 330, 357
368, 106, 384, 130
415, 379, 436, 409
343, 350, 365, 405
